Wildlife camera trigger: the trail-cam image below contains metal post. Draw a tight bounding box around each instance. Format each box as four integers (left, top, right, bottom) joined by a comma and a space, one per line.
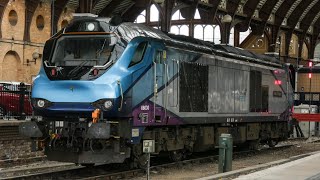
218, 134, 233, 173
143, 140, 154, 180
51, 0, 55, 36
309, 76, 311, 138
19, 83, 26, 119
147, 153, 150, 180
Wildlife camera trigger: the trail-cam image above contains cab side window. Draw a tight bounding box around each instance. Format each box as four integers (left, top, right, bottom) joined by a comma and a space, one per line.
129, 42, 148, 67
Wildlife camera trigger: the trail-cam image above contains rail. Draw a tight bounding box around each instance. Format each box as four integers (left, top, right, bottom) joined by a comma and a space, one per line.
3, 143, 298, 180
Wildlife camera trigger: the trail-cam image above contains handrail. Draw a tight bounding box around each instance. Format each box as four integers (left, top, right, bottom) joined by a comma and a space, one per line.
44, 61, 57, 68
117, 80, 123, 111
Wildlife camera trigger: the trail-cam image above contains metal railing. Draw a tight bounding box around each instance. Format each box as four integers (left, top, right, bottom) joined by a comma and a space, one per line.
0, 83, 32, 120
294, 92, 320, 106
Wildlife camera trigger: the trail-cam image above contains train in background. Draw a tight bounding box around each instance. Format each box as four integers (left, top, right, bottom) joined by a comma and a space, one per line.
19, 16, 293, 167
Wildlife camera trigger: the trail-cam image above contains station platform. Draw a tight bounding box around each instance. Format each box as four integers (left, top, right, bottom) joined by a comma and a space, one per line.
234, 152, 320, 180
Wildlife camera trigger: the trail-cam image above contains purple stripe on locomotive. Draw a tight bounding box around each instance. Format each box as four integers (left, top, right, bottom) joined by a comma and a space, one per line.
132, 100, 183, 126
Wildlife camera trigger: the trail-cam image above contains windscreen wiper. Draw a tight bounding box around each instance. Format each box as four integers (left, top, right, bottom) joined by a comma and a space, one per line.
67, 60, 90, 79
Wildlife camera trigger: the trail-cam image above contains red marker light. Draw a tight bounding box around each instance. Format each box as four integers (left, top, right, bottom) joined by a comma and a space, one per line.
309, 61, 313, 67
93, 69, 99, 76
274, 80, 282, 85
309, 73, 312, 79
51, 68, 56, 76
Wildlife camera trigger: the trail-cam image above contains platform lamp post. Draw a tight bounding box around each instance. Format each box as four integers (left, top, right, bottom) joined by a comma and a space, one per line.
278, 37, 281, 61
51, 0, 55, 36
308, 60, 313, 137
269, 40, 281, 61
221, 14, 232, 45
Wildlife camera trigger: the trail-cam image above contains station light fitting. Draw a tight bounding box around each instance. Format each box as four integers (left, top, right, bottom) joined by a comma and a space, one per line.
24, 52, 41, 66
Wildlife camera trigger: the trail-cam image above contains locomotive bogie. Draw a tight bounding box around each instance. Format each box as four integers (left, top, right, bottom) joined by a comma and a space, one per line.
139, 121, 287, 155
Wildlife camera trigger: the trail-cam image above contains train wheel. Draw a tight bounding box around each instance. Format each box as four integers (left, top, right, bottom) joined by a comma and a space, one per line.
267, 139, 278, 147
135, 154, 148, 169
131, 144, 148, 169
249, 140, 260, 150
169, 150, 184, 162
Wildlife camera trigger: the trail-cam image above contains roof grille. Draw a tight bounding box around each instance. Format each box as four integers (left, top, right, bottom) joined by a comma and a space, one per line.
112, 0, 134, 15
311, 11, 320, 25
66, 0, 79, 9
285, 0, 302, 19
299, 0, 319, 22
256, 0, 267, 9
272, 0, 284, 14
93, 0, 112, 14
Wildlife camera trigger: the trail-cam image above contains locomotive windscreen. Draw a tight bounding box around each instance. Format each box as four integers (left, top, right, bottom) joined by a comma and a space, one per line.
43, 35, 125, 80
52, 36, 117, 66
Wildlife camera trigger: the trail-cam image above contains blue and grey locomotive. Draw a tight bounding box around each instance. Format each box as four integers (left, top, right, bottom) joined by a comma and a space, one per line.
20, 16, 293, 166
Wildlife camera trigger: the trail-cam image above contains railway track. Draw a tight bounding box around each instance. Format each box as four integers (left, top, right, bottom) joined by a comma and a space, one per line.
4, 142, 299, 180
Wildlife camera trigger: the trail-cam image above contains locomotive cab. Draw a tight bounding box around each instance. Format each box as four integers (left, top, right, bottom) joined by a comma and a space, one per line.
24, 17, 135, 165
32, 17, 127, 119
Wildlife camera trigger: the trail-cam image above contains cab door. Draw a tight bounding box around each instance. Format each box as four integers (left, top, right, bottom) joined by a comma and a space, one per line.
153, 50, 168, 124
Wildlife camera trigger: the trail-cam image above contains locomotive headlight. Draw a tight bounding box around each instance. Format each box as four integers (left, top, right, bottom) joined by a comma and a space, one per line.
104, 100, 113, 109
87, 23, 95, 31
32, 98, 52, 108
37, 100, 45, 108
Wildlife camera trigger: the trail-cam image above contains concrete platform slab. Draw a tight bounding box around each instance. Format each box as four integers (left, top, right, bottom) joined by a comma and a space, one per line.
234, 152, 320, 180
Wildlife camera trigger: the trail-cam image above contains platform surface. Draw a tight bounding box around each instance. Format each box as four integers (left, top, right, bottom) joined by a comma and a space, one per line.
234, 152, 320, 180
0, 119, 24, 126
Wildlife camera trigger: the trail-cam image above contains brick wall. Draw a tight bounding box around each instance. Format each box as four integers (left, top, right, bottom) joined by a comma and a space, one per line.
0, 122, 44, 166
0, 1, 75, 83
0, 139, 43, 160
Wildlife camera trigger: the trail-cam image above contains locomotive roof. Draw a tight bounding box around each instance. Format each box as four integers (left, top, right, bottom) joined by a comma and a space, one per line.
117, 22, 281, 67
62, 17, 282, 68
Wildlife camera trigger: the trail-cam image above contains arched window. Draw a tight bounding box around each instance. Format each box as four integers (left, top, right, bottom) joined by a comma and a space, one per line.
194, 25, 204, 40
180, 25, 189, 36
204, 25, 214, 41
134, 10, 146, 23
170, 26, 179, 34
170, 25, 189, 36
193, 24, 214, 42
194, 9, 200, 19
214, 26, 221, 44
240, 28, 251, 44
171, 10, 185, 20
229, 27, 235, 46
314, 43, 320, 60
150, 4, 159, 22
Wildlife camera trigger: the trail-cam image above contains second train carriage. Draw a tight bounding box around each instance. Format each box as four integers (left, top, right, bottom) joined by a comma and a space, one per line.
20, 16, 293, 165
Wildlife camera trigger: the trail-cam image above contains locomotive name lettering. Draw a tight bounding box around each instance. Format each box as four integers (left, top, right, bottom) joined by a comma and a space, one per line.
273, 91, 282, 97
226, 118, 239, 123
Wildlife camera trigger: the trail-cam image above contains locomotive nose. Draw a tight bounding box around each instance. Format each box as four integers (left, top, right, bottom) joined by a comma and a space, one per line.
32, 81, 117, 103
31, 81, 119, 113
